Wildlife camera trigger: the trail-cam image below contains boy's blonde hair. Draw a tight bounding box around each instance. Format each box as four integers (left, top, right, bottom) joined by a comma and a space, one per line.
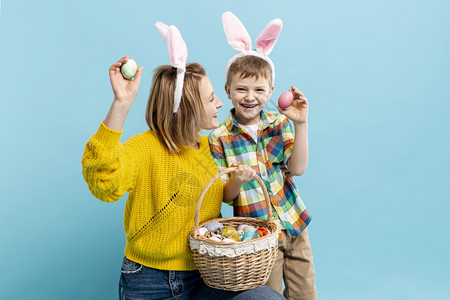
226, 55, 273, 87
146, 63, 206, 153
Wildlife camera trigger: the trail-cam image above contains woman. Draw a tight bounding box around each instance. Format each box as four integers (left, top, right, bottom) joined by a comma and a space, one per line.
81, 20, 284, 300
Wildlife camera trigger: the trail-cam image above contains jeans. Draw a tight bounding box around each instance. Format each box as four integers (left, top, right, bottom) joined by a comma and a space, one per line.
119, 256, 285, 300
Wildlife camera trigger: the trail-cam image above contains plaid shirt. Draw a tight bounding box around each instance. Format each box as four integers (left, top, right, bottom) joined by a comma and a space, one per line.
209, 109, 311, 238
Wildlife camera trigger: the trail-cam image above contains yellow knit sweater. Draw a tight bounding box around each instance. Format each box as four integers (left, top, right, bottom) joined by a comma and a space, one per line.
81, 122, 223, 271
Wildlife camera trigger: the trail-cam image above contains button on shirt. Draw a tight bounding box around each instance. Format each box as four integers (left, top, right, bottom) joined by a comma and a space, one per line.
209, 110, 311, 238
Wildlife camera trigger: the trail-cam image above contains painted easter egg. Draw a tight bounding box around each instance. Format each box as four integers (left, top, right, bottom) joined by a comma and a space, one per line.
278, 91, 294, 109
257, 227, 269, 237
198, 227, 208, 237
205, 222, 223, 233
222, 226, 238, 238
230, 233, 241, 242
121, 58, 137, 79
241, 231, 260, 241
243, 225, 256, 233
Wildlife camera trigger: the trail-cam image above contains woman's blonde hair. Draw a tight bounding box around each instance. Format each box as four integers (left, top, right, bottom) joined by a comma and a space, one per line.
146, 63, 206, 153
226, 55, 273, 87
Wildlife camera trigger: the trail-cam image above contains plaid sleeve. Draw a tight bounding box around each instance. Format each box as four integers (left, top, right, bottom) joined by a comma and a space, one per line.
281, 116, 295, 168
208, 132, 229, 183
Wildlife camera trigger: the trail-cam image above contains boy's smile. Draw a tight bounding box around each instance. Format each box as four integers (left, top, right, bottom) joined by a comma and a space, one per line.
226, 73, 274, 125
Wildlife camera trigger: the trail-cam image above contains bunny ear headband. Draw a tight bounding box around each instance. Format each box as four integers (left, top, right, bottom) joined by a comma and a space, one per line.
222, 11, 283, 86
155, 21, 188, 113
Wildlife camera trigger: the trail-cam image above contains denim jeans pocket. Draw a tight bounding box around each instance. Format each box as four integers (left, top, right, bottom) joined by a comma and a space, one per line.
121, 256, 143, 275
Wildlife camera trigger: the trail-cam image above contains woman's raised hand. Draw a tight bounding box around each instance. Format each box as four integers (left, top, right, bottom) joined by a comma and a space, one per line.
104, 56, 144, 131
109, 56, 143, 106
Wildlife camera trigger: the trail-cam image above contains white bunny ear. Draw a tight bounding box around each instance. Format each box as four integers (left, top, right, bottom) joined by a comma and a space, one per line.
255, 18, 283, 56
155, 21, 188, 112
222, 11, 252, 52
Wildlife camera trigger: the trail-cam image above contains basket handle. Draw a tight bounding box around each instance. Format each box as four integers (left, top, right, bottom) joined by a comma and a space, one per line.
193, 167, 273, 237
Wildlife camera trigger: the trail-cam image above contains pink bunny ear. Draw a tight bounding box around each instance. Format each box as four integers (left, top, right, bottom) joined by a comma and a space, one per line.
222, 11, 252, 52
155, 21, 188, 112
155, 21, 188, 69
155, 21, 169, 42
255, 18, 283, 56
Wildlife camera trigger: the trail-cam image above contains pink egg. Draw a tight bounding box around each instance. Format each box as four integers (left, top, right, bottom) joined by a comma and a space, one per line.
278, 91, 294, 109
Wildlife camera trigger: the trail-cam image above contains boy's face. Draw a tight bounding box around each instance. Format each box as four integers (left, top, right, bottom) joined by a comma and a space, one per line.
225, 73, 274, 125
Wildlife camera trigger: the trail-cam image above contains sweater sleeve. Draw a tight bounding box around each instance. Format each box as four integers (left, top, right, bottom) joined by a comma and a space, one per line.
81, 122, 136, 203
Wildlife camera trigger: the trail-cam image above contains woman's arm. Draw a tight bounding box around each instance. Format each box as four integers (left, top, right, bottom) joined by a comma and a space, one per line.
104, 56, 143, 131
81, 56, 143, 202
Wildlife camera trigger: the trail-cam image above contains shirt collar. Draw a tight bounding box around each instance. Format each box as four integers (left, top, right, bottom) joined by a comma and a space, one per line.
225, 109, 278, 132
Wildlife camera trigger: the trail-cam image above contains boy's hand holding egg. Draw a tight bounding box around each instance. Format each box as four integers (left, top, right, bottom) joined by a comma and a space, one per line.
277, 87, 309, 124
278, 91, 294, 110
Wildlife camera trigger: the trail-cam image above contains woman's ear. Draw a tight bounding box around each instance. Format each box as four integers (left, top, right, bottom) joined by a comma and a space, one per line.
224, 83, 231, 99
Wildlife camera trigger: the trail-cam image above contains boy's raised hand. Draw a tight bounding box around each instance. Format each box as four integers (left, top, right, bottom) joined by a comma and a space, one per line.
278, 86, 308, 124
110, 56, 143, 106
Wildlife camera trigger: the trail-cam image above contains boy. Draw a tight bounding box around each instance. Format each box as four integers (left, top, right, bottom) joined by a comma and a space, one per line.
209, 48, 317, 300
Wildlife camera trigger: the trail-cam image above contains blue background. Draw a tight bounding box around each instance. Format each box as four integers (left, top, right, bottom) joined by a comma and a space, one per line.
1, 1, 449, 299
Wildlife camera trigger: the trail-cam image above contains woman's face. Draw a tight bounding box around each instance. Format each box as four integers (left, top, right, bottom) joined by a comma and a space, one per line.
199, 75, 223, 130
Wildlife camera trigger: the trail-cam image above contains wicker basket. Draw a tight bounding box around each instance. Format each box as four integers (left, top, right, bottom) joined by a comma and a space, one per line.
189, 167, 279, 291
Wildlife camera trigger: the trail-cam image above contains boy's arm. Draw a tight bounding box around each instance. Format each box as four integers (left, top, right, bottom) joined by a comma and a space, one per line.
223, 164, 256, 203
278, 86, 309, 176
209, 134, 232, 201
209, 134, 255, 203
223, 180, 241, 203
287, 122, 308, 176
